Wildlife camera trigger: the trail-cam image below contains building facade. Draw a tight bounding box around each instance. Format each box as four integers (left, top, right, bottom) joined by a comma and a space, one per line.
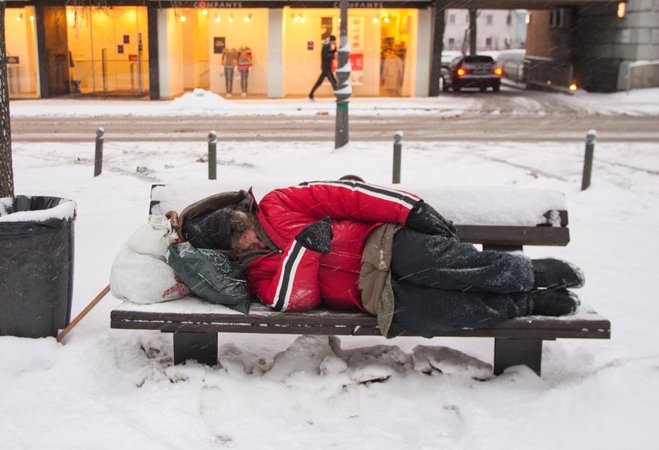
6, 0, 657, 98
525, 0, 659, 91
6, 0, 438, 99
444, 9, 527, 52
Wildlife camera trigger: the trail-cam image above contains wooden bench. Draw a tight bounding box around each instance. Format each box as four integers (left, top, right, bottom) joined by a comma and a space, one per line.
110, 181, 611, 376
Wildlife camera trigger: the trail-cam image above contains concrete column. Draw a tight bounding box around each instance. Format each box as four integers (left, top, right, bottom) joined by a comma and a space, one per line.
34, 4, 48, 98
415, 8, 432, 97
429, 0, 447, 96
147, 5, 160, 100
157, 9, 169, 99
268, 8, 284, 98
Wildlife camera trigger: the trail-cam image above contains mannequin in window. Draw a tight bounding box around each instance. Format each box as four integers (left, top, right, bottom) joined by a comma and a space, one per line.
222, 47, 238, 97
381, 48, 403, 96
237, 46, 253, 97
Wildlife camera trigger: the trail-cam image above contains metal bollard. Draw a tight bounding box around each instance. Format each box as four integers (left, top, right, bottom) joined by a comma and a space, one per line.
208, 131, 217, 180
94, 128, 104, 177
581, 129, 596, 190
392, 131, 403, 184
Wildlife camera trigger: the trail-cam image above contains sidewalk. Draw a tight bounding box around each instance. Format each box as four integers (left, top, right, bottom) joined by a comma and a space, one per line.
9, 87, 659, 119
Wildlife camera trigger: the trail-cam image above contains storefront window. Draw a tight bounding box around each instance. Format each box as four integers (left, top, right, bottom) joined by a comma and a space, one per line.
156, 7, 267, 99
65, 6, 149, 96
11, 4, 423, 100
164, 8, 212, 94
5, 7, 39, 99
282, 8, 417, 98
207, 8, 268, 96
379, 9, 415, 97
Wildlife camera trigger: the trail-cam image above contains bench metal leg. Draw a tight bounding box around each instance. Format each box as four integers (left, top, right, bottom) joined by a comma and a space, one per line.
172, 331, 218, 366
494, 338, 543, 376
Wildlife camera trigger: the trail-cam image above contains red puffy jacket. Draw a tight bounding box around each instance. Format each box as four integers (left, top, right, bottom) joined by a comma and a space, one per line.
246, 181, 421, 312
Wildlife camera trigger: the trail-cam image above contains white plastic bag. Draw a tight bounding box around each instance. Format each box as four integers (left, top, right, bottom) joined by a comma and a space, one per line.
110, 215, 191, 304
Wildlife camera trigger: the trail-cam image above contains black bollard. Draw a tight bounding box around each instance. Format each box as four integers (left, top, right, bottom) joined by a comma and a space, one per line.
208, 131, 217, 180
94, 128, 104, 177
581, 130, 596, 190
392, 131, 403, 184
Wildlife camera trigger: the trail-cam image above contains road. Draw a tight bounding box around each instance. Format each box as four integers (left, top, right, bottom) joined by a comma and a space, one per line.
10, 89, 659, 143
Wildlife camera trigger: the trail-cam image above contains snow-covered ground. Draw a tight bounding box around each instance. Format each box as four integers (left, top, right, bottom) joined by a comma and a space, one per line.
9, 85, 659, 118
2, 90, 659, 449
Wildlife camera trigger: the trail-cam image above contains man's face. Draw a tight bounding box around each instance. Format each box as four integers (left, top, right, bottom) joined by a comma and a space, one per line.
229, 210, 266, 255
232, 227, 267, 254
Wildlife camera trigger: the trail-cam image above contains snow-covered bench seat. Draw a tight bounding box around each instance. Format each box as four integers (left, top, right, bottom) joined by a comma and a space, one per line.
147, 181, 572, 248
110, 181, 611, 377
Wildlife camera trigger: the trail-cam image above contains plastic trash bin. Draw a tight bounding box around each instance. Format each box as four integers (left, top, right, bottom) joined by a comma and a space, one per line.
0, 195, 76, 338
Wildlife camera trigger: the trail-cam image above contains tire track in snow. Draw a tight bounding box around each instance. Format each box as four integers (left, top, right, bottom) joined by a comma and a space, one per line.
470, 153, 571, 182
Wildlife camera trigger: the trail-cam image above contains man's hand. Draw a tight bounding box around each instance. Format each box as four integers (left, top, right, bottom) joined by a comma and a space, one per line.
296, 217, 333, 254
405, 201, 457, 237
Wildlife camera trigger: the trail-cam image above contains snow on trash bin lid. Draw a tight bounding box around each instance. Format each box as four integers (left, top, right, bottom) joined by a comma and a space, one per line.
0, 197, 77, 223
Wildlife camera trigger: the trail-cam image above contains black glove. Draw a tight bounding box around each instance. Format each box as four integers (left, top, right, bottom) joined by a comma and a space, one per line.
296, 217, 333, 254
405, 201, 457, 237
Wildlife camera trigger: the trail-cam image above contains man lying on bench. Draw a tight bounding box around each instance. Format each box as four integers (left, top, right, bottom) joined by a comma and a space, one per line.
169, 179, 585, 339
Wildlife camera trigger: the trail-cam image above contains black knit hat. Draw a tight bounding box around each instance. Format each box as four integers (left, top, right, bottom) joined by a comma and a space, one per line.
181, 206, 233, 250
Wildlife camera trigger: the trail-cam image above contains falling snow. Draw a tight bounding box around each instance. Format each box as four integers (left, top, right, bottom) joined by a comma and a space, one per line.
2, 91, 659, 449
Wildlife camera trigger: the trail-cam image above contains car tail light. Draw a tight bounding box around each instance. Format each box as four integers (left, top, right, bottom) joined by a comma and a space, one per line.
457, 68, 466, 76
494, 67, 503, 75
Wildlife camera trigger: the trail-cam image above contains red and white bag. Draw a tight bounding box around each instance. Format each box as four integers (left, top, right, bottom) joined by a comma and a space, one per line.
110, 215, 191, 304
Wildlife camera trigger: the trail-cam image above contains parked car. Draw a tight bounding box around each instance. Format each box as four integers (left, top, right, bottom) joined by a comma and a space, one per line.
441, 50, 464, 70
494, 49, 526, 65
442, 55, 502, 93
495, 50, 526, 82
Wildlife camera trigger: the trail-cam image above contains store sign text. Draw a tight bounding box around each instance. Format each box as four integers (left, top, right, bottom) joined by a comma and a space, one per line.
195, 1, 243, 8
333, 2, 384, 7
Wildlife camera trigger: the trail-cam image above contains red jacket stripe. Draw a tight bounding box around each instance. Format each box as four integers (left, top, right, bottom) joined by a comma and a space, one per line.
273, 241, 307, 311
299, 181, 419, 209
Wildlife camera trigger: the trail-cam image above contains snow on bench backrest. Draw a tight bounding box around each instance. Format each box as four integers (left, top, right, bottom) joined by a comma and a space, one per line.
150, 181, 567, 227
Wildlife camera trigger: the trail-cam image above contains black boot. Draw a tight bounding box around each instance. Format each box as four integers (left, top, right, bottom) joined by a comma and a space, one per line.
531, 288, 580, 316
532, 258, 585, 289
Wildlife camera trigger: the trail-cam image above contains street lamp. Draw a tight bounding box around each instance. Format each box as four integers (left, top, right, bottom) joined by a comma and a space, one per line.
334, 0, 351, 149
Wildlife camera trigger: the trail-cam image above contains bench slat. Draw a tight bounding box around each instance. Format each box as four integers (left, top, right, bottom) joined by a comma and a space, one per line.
111, 303, 610, 340
457, 225, 569, 246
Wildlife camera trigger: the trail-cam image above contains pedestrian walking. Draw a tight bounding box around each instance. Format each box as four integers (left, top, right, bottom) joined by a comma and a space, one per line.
307, 36, 337, 101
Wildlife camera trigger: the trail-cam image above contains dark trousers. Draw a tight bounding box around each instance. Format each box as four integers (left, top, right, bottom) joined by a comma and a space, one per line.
309, 68, 337, 97
239, 69, 249, 93
390, 228, 534, 337
224, 67, 234, 94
